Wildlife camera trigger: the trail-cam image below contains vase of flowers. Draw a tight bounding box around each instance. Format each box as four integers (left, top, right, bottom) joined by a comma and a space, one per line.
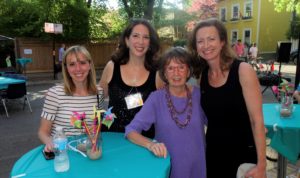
280, 94, 293, 117
86, 133, 102, 160
70, 106, 116, 160
273, 79, 294, 118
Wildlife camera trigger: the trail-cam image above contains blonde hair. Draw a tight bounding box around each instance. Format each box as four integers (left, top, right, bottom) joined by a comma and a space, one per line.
62, 45, 97, 95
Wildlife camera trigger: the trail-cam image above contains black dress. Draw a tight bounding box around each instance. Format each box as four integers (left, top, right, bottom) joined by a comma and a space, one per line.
200, 60, 257, 177
103, 62, 156, 138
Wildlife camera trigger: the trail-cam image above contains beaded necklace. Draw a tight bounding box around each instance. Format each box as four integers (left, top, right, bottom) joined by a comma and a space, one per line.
165, 85, 192, 129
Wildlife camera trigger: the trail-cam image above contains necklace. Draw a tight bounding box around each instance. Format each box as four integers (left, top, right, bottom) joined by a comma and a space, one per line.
165, 85, 192, 129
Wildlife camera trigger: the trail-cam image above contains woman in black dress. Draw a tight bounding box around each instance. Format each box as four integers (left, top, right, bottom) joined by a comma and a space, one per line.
99, 19, 164, 138
188, 18, 266, 178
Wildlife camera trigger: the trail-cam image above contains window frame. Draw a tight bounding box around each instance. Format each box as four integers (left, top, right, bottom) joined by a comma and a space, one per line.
231, 30, 238, 44
220, 7, 227, 22
243, 0, 253, 19
231, 4, 240, 21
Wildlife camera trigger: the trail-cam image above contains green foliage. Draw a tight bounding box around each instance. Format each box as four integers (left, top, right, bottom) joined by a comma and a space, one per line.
0, 0, 124, 41
0, 0, 43, 37
269, 0, 300, 39
89, 9, 126, 40
173, 39, 187, 47
59, 1, 90, 41
117, 0, 147, 18
156, 7, 193, 40
269, 0, 300, 14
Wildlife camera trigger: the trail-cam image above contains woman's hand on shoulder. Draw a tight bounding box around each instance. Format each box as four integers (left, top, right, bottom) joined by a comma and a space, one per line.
99, 61, 114, 98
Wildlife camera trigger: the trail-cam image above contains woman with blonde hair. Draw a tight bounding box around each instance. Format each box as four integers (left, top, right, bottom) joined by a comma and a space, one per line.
38, 45, 104, 153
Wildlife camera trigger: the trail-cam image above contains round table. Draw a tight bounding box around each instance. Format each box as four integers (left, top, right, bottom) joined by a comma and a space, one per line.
11, 132, 170, 178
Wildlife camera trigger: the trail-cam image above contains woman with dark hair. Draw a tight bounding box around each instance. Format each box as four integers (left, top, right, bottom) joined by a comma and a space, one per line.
125, 47, 207, 178
188, 18, 266, 178
100, 18, 164, 138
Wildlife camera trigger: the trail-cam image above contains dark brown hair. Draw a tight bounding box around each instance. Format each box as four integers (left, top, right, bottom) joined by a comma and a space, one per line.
159, 47, 193, 84
111, 18, 160, 71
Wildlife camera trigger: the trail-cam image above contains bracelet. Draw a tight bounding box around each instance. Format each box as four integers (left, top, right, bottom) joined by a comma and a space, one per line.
147, 140, 157, 151
147, 142, 155, 151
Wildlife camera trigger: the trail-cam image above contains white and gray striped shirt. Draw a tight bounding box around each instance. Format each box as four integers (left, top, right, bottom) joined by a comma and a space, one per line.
41, 84, 104, 136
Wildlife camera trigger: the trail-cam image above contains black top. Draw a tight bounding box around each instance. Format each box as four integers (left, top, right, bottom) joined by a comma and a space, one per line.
201, 59, 254, 147
105, 62, 156, 138
200, 60, 256, 177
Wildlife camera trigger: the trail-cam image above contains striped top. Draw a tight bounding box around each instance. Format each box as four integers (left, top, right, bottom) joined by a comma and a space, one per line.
41, 84, 104, 136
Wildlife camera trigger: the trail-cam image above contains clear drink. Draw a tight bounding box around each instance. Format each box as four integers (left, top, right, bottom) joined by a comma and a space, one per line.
53, 127, 70, 172
54, 151, 69, 172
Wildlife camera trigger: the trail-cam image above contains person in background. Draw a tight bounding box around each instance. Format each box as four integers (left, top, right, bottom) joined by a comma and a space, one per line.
5, 53, 12, 67
58, 43, 66, 65
38, 45, 104, 152
234, 39, 245, 58
249, 43, 259, 61
188, 18, 266, 178
99, 18, 164, 138
125, 47, 207, 178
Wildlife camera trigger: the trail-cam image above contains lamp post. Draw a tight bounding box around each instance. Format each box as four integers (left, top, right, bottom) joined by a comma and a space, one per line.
44, 22, 63, 79
52, 34, 56, 79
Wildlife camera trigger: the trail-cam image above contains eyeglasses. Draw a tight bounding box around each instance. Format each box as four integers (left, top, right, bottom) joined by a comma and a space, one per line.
166, 65, 187, 73
65, 60, 90, 68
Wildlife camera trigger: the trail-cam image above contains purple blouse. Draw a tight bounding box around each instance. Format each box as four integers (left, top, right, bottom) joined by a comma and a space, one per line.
125, 86, 207, 178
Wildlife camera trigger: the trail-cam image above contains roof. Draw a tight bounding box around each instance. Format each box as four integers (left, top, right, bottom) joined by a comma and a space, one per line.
0, 35, 14, 41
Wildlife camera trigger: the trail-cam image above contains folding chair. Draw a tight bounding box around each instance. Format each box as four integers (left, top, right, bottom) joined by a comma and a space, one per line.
0, 82, 32, 117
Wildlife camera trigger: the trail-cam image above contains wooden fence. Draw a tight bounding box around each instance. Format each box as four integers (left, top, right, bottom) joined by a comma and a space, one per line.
15, 38, 172, 73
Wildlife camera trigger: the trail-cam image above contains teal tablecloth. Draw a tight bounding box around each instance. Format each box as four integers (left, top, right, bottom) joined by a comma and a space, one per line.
0, 76, 25, 90
11, 132, 170, 178
263, 103, 300, 163
16, 58, 32, 67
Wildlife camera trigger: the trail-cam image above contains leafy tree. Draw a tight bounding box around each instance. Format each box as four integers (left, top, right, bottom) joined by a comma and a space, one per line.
157, 7, 194, 39
269, 1, 300, 39
0, 0, 43, 37
188, 0, 218, 19
269, 0, 300, 92
269, 0, 300, 14
186, 0, 218, 31
0, 0, 124, 41
53, 0, 90, 41
90, 9, 126, 40
118, 0, 164, 21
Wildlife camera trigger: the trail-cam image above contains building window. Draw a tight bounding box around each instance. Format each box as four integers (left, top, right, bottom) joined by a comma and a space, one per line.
231, 30, 238, 45
220, 7, 226, 22
231, 4, 240, 21
243, 0, 253, 19
244, 29, 251, 48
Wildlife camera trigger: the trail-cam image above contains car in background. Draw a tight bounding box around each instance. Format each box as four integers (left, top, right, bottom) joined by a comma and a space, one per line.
290, 49, 299, 64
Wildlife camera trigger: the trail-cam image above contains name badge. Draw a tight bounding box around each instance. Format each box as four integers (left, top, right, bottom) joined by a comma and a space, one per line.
125, 93, 143, 109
